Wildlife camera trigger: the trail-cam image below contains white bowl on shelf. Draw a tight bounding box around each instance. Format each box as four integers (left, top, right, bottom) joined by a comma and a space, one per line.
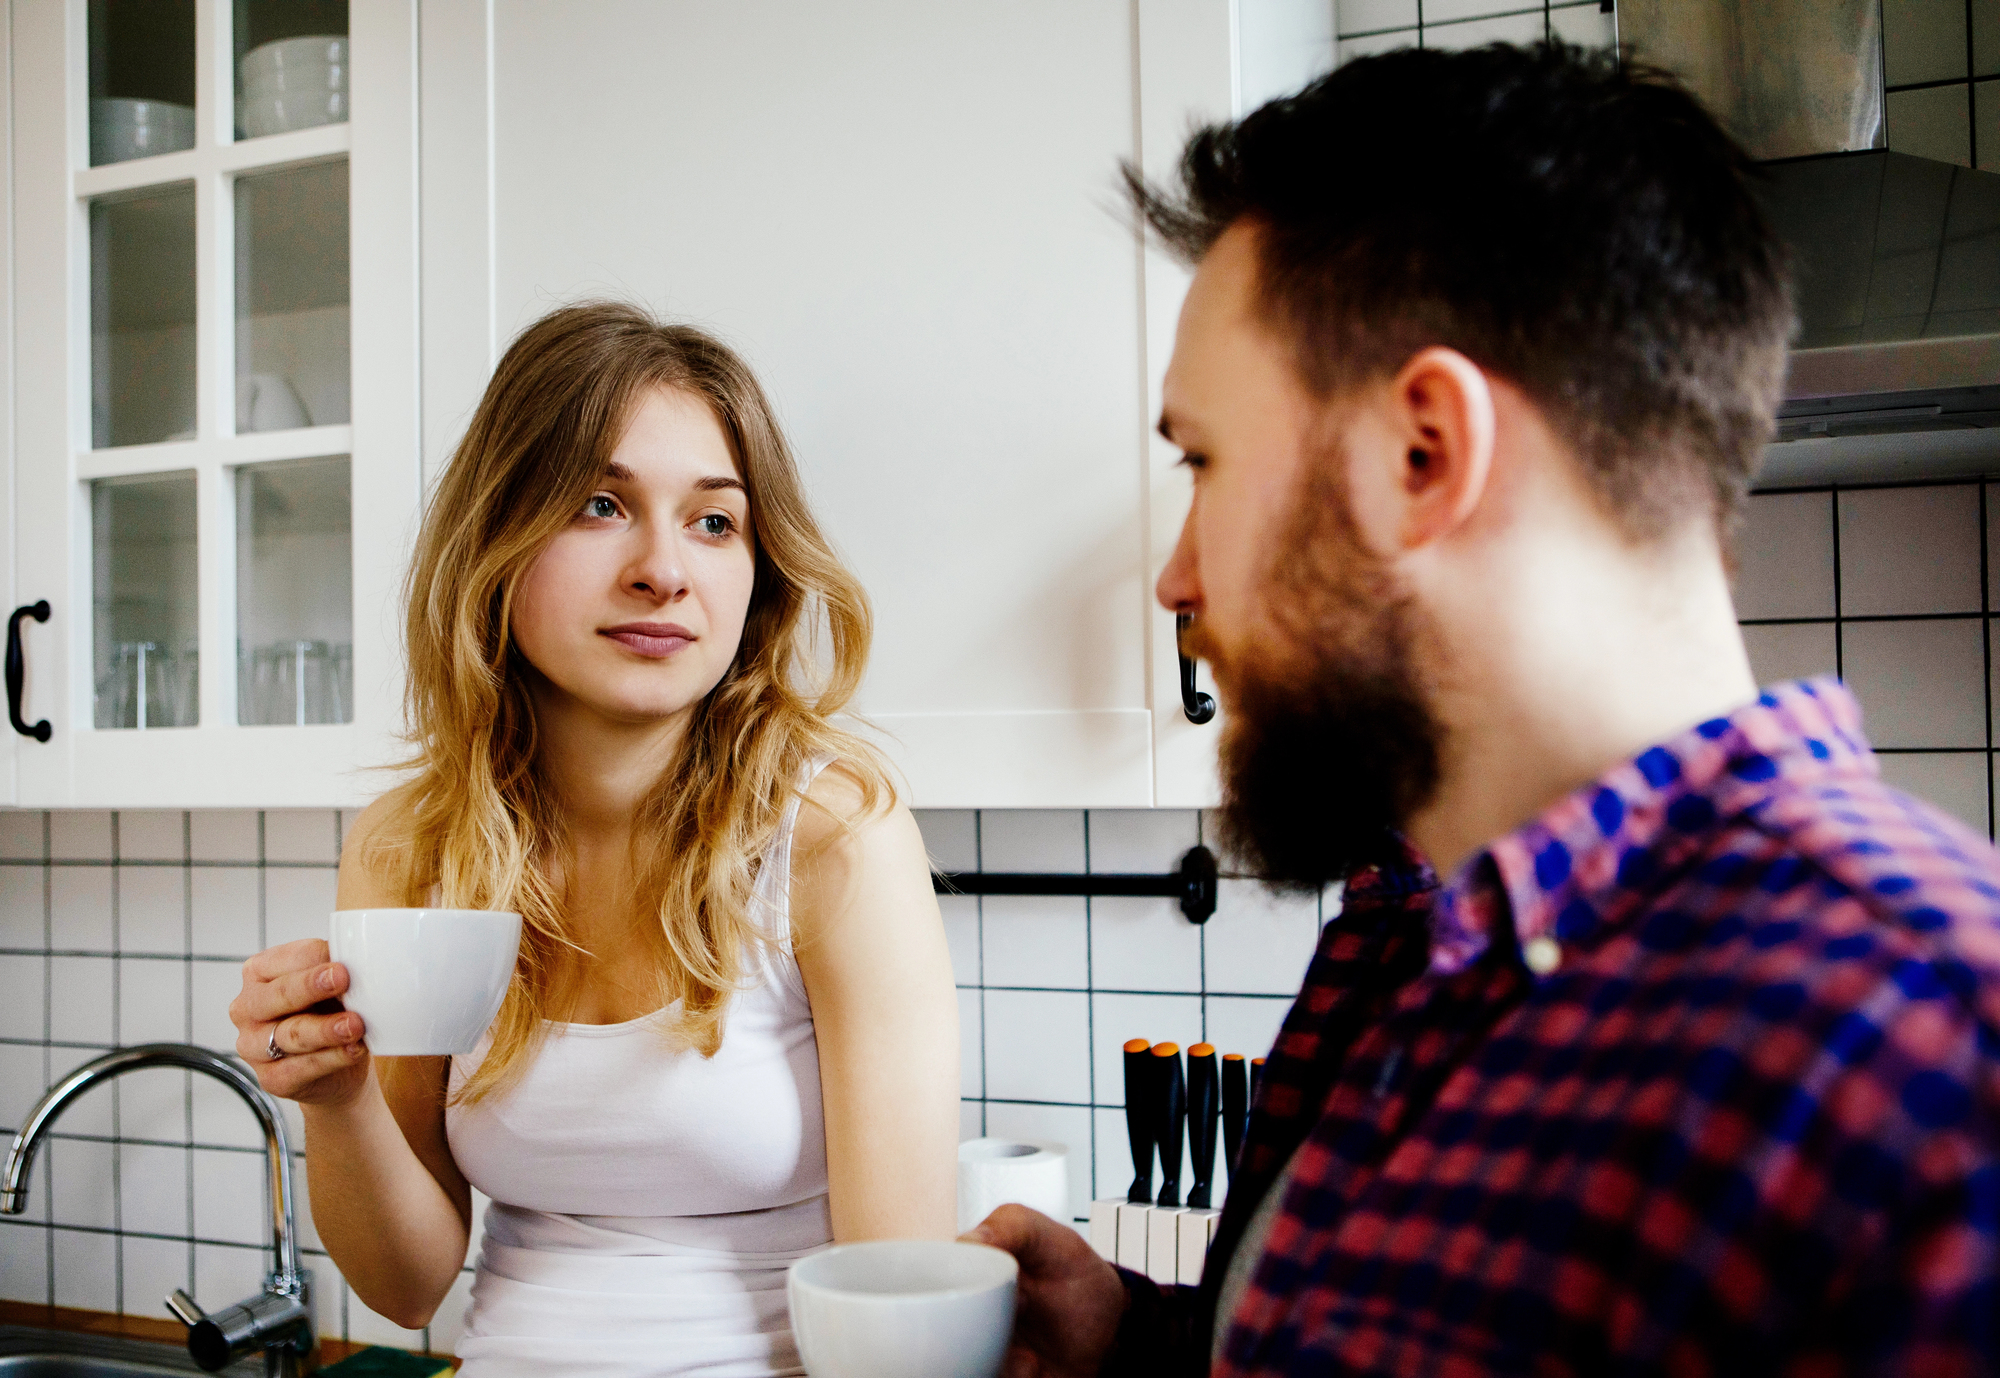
241, 35, 346, 90
90, 99, 195, 165
241, 89, 347, 137
240, 35, 347, 136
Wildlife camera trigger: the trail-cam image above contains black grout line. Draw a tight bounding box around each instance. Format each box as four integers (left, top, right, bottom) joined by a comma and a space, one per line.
1983, 483, 1994, 840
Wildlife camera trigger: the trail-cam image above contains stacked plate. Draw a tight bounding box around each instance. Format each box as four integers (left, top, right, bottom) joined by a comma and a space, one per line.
90, 98, 195, 165
240, 35, 347, 138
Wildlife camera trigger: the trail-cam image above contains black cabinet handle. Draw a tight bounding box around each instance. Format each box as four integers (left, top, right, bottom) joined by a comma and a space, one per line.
7, 601, 51, 742
1176, 613, 1216, 725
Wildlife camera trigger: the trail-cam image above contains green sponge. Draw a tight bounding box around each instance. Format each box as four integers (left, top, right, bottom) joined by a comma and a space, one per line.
314, 1346, 455, 1377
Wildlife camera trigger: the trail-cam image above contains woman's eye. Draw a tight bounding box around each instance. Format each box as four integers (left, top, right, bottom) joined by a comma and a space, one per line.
585, 495, 619, 520
697, 513, 734, 537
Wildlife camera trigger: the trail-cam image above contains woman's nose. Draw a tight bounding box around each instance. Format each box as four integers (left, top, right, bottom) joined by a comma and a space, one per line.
624, 526, 690, 602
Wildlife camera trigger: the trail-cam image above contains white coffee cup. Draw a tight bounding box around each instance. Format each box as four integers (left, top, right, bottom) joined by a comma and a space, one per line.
787, 1239, 1016, 1378
328, 909, 522, 1056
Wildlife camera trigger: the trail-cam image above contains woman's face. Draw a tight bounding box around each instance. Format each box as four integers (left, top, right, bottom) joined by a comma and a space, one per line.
511, 386, 756, 728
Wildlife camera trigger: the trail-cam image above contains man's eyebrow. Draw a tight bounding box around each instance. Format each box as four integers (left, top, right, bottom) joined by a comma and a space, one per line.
695, 475, 746, 493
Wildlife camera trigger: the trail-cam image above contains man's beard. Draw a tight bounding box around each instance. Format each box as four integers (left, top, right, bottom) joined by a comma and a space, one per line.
1196, 468, 1443, 891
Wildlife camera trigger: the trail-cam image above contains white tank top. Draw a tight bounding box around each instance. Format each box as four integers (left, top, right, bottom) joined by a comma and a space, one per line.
444, 758, 832, 1378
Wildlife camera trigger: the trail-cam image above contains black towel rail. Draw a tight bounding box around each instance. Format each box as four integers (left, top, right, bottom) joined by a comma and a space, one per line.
933, 844, 1219, 924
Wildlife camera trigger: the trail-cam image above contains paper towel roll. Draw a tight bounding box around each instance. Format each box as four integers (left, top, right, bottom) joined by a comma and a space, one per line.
957, 1138, 1068, 1232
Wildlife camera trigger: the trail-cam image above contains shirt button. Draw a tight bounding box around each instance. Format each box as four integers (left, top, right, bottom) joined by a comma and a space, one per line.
1523, 936, 1562, 975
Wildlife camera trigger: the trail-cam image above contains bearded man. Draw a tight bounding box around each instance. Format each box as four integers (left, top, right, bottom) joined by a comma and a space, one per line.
965, 41, 2000, 1377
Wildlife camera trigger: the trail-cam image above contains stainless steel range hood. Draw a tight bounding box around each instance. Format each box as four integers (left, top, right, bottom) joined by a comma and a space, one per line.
1622, 0, 2000, 485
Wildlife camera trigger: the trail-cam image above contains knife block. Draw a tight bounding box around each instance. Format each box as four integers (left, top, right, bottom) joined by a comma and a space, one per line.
1090, 1198, 1221, 1285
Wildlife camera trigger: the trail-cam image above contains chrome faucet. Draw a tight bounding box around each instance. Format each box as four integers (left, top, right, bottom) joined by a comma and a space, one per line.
2, 1043, 315, 1375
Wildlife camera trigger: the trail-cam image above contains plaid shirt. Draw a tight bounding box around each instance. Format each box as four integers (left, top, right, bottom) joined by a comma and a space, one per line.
1109, 679, 2000, 1375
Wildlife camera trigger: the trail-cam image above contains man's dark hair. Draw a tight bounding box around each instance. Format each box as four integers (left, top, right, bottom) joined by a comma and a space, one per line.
1127, 42, 1793, 536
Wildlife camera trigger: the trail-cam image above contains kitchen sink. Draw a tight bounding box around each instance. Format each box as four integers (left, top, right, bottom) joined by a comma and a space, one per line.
0, 1328, 261, 1376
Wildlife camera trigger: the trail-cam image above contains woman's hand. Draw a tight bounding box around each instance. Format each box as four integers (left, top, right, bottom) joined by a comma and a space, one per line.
963, 1204, 1127, 1378
228, 938, 370, 1106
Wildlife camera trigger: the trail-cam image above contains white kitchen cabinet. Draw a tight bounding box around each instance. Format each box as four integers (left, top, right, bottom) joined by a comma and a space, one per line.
5, 0, 1286, 810
422, 0, 1255, 809
8, 0, 420, 807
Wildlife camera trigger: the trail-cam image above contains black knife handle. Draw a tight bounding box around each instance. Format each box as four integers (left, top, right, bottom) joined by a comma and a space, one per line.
1250, 1057, 1266, 1104
1123, 1040, 1155, 1204
1222, 1053, 1248, 1177
1186, 1044, 1218, 1209
1154, 1043, 1187, 1209
7, 602, 51, 742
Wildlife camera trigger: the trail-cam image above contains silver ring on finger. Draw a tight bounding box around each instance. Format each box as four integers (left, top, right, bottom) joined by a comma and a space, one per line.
267, 1027, 285, 1062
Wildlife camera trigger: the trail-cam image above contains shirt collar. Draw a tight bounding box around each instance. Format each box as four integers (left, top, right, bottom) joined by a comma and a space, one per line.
1427, 677, 1876, 976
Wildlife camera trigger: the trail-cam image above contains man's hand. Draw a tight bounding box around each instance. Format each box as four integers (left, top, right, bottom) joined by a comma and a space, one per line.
962, 1204, 1128, 1378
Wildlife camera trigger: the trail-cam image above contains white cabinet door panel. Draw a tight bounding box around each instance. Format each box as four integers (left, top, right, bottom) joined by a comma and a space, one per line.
488, 0, 1152, 806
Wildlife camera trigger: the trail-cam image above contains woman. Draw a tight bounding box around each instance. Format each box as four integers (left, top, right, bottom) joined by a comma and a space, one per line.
227, 302, 959, 1377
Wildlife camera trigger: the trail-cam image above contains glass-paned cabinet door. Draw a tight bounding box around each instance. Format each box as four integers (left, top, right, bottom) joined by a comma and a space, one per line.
87, 0, 195, 167
234, 0, 349, 142
237, 456, 352, 726
12, 0, 415, 806
237, 161, 350, 428
90, 185, 197, 447
92, 472, 199, 728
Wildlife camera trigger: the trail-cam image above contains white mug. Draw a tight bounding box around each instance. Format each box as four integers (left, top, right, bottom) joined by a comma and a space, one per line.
328, 909, 521, 1056
787, 1239, 1016, 1378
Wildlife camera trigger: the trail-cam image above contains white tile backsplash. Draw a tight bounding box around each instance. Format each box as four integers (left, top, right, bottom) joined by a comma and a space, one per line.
120, 1233, 191, 1323
49, 813, 113, 863
50, 867, 114, 952
1090, 895, 1203, 991
1842, 617, 1987, 748
980, 810, 1086, 873
1839, 485, 1982, 616
0, 865, 44, 945
119, 867, 187, 955
1735, 492, 1836, 620
0, 811, 45, 862
983, 989, 1092, 1103
1877, 752, 1992, 835
49, 1138, 117, 1231
190, 869, 261, 957
119, 959, 188, 1046
1089, 992, 1204, 1101
119, 1143, 192, 1237
1338, 0, 1418, 35
52, 1228, 118, 1312
0, 1223, 50, 1301
1741, 622, 1839, 689
263, 811, 339, 865
0, 955, 46, 1041
264, 867, 339, 952
189, 811, 259, 863
193, 1147, 269, 1247
49, 956, 115, 1046
1205, 880, 1321, 994
911, 809, 978, 872
980, 894, 1089, 989
1085, 810, 1199, 874
116, 812, 185, 864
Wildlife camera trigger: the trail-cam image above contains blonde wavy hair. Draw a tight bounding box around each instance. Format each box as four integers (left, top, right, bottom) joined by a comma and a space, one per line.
366, 301, 889, 1098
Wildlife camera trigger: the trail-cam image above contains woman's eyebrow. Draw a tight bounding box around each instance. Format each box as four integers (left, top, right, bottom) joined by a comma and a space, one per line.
695, 475, 746, 493
602, 461, 636, 482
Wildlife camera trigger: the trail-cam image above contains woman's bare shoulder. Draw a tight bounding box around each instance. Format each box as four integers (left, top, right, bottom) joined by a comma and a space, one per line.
794, 757, 901, 854
337, 788, 419, 907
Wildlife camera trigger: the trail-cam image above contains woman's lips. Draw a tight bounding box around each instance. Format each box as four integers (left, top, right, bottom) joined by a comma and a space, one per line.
599, 623, 696, 658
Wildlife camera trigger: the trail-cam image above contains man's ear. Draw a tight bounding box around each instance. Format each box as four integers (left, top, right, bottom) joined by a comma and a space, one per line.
1389, 347, 1496, 550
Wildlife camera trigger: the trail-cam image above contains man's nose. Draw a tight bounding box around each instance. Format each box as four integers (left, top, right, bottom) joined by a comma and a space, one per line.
1156, 518, 1200, 615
